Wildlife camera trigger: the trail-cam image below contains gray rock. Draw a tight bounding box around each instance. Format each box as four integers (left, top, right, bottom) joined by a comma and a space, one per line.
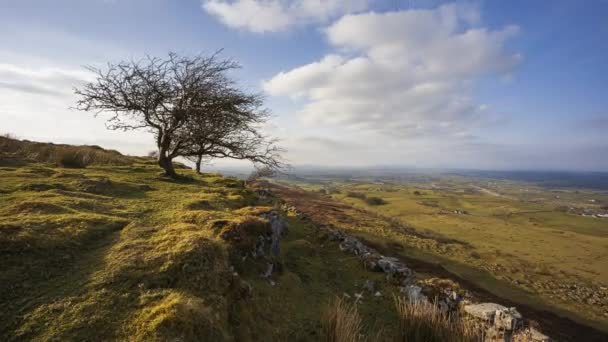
464, 303, 522, 332
377, 257, 402, 273
464, 303, 507, 321
400, 285, 428, 304
363, 280, 376, 293
494, 307, 522, 330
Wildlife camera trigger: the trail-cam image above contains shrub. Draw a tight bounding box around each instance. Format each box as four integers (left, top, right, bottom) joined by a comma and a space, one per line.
346, 191, 366, 200
394, 297, 481, 342
56, 148, 89, 168
364, 197, 386, 206
0, 135, 131, 166
320, 297, 363, 342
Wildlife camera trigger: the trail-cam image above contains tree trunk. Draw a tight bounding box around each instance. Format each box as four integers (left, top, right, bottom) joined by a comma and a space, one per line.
158, 133, 177, 177
158, 153, 176, 177
195, 154, 202, 174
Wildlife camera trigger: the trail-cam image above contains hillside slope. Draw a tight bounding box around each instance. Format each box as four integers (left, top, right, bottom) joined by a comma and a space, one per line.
2, 139, 604, 341
0, 144, 404, 341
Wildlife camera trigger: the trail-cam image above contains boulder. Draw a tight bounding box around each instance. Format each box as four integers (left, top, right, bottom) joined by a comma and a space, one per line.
363, 280, 376, 293
400, 285, 428, 304
494, 307, 522, 330
464, 303, 522, 333
377, 257, 402, 273
464, 303, 508, 321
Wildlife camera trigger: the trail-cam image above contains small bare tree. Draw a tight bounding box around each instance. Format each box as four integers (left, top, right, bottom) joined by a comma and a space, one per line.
180, 82, 284, 173
75, 52, 281, 177
247, 165, 277, 183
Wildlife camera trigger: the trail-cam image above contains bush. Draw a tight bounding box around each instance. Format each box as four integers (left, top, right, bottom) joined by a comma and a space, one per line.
346, 191, 366, 200
364, 197, 386, 206
0, 135, 131, 166
56, 148, 89, 168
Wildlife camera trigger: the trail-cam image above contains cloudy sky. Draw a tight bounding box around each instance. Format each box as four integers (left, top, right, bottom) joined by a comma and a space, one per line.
1, 0, 607, 171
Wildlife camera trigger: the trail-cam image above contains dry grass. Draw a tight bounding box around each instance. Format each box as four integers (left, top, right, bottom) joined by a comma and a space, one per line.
394, 297, 482, 342
0, 136, 131, 167
321, 297, 364, 342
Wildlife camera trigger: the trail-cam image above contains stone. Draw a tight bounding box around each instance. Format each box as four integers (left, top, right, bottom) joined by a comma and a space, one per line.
363, 280, 376, 293
464, 303, 507, 321
494, 307, 522, 330
377, 257, 402, 274
401, 285, 428, 304
529, 327, 550, 342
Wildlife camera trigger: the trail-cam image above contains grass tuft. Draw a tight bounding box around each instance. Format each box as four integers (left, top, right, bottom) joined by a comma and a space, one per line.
321, 297, 364, 342
394, 297, 482, 342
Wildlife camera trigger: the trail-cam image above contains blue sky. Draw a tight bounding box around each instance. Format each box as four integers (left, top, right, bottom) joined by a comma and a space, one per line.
0, 0, 606, 170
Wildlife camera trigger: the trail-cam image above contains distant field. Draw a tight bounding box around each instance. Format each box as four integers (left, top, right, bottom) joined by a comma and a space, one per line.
276, 176, 608, 329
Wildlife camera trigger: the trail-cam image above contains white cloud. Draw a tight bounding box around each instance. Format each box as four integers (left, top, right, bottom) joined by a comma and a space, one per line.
202, 0, 374, 33
263, 3, 521, 138
0, 61, 154, 155
0, 63, 93, 97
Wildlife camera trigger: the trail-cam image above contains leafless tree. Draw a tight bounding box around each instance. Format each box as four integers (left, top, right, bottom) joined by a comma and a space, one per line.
247, 165, 277, 183
181, 98, 284, 173
75, 51, 282, 177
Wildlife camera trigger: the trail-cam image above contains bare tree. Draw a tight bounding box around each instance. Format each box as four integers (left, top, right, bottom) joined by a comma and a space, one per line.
74, 52, 278, 177
181, 97, 284, 173
247, 165, 277, 183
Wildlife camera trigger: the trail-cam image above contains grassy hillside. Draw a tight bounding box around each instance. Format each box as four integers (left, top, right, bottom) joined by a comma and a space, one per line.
276, 179, 608, 332
0, 144, 409, 341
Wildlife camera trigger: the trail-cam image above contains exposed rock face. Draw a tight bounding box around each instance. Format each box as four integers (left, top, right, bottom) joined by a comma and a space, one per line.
261, 211, 287, 257
258, 211, 288, 281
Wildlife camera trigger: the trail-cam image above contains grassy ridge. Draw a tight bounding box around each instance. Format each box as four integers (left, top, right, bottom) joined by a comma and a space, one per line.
0, 156, 421, 340
0, 158, 263, 340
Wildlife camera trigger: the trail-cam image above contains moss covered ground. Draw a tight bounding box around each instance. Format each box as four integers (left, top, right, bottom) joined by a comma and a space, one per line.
0, 159, 408, 341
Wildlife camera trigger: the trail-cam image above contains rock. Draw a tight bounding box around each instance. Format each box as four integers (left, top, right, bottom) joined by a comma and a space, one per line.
377, 257, 401, 273
464, 303, 507, 321
494, 307, 522, 330
365, 260, 378, 271
397, 267, 416, 286
260, 211, 287, 257
354, 292, 364, 303
363, 280, 376, 293
529, 327, 550, 342
464, 303, 522, 332
374, 291, 382, 297
513, 328, 550, 342
400, 285, 428, 304
261, 263, 273, 278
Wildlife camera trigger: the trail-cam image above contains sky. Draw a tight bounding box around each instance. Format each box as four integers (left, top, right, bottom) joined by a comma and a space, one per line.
0, 0, 607, 171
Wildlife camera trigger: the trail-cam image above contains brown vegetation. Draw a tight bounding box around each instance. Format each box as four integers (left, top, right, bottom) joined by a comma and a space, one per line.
0, 135, 130, 167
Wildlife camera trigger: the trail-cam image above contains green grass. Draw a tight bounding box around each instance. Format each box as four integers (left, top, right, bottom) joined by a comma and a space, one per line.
312, 181, 608, 330
0, 157, 417, 341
